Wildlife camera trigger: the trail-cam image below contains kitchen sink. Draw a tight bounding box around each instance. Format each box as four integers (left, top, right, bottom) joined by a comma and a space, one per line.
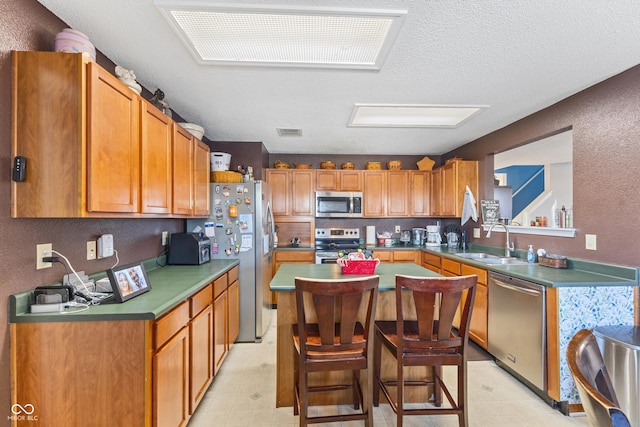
476, 257, 529, 265
454, 252, 501, 259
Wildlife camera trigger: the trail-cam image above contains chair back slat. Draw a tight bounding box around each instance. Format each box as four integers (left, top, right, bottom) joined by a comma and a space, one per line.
312, 294, 337, 345
395, 274, 477, 352
295, 275, 379, 357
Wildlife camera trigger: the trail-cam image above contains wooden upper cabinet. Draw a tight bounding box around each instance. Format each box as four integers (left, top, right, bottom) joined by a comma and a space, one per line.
363, 171, 386, 217
11, 51, 209, 218
316, 170, 362, 191
410, 171, 430, 217
291, 170, 315, 216
430, 168, 444, 216
266, 169, 314, 217
387, 171, 410, 217
173, 124, 194, 216
267, 169, 290, 216
141, 102, 173, 214
437, 160, 478, 217
193, 140, 211, 216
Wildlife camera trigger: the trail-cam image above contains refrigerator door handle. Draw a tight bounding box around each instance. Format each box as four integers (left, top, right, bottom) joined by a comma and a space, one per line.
266, 201, 275, 258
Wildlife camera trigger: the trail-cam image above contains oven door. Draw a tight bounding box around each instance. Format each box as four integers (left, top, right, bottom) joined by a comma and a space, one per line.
315, 251, 339, 264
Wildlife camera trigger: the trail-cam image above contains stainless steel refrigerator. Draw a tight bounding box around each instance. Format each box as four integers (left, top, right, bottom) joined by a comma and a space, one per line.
187, 180, 274, 342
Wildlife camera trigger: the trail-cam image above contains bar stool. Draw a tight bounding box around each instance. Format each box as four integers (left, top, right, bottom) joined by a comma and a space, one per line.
567, 329, 631, 427
292, 275, 379, 427
373, 274, 477, 427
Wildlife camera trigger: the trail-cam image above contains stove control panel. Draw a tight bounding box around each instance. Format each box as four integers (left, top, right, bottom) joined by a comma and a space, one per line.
315, 228, 360, 239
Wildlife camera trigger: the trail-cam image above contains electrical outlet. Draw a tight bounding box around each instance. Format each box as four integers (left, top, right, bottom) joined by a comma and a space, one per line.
162, 231, 169, 246
473, 228, 480, 238
87, 240, 97, 260
36, 243, 52, 270
394, 225, 401, 234
585, 234, 597, 250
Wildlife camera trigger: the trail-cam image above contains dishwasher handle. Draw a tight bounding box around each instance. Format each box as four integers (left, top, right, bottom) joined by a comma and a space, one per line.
491, 277, 542, 297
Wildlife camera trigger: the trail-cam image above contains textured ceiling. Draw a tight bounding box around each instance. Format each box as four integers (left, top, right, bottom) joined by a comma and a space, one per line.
37, 0, 640, 155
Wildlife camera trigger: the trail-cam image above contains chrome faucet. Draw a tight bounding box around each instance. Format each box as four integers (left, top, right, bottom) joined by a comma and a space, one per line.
486, 223, 515, 257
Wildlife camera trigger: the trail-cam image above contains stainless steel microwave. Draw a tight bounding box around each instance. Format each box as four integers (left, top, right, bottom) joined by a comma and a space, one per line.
315, 191, 363, 218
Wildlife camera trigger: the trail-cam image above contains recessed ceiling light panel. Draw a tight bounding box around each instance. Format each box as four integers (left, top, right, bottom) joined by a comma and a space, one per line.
154, 2, 406, 69
348, 104, 489, 128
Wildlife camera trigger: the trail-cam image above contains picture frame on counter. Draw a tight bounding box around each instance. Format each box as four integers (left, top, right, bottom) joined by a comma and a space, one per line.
107, 261, 151, 303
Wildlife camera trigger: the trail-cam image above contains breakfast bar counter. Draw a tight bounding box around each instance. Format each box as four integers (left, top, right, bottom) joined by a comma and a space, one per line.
270, 263, 441, 408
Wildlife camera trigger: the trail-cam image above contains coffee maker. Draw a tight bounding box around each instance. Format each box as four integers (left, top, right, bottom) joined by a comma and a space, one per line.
425, 225, 442, 247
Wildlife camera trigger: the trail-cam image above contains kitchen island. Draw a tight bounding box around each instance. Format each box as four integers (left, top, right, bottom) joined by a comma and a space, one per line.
270, 262, 441, 409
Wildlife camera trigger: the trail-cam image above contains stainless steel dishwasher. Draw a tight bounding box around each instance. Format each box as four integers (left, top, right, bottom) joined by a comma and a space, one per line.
488, 272, 547, 391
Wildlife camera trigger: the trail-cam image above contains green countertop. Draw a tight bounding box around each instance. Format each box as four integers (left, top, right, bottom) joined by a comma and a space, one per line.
10, 259, 239, 323
275, 244, 638, 288
270, 263, 440, 292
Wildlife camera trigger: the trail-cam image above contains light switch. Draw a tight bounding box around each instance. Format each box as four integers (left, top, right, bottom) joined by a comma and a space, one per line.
473, 228, 480, 238
585, 234, 597, 250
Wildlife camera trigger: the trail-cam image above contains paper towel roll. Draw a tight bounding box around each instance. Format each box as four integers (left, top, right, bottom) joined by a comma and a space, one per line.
366, 226, 376, 245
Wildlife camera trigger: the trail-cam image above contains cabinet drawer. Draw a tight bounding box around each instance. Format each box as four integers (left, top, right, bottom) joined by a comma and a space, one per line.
213, 274, 228, 298
275, 250, 315, 262
422, 252, 441, 268
461, 263, 488, 285
442, 258, 461, 275
190, 284, 213, 317
228, 266, 239, 284
155, 301, 189, 350
373, 250, 393, 262
393, 250, 417, 262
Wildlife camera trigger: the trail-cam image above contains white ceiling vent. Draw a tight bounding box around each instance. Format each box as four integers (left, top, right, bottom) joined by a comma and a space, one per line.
154, 2, 406, 69
277, 128, 303, 137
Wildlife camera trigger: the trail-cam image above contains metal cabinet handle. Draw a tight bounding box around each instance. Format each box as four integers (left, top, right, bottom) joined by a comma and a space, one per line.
492, 278, 541, 297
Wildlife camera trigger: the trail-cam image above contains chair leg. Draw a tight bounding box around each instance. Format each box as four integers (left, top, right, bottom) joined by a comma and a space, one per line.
458, 363, 468, 427
353, 370, 360, 410
434, 365, 443, 407
397, 357, 404, 427
373, 332, 381, 407
299, 369, 308, 427
293, 350, 299, 416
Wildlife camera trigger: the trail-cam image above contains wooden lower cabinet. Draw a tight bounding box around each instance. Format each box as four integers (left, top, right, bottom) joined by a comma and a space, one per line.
442, 257, 488, 350
422, 252, 442, 273
10, 266, 239, 427
155, 326, 190, 427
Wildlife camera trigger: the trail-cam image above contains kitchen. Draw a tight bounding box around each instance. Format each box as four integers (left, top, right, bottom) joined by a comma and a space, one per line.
2, 1, 640, 426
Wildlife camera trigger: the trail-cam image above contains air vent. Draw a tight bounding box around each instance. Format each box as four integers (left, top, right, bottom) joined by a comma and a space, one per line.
277, 128, 303, 137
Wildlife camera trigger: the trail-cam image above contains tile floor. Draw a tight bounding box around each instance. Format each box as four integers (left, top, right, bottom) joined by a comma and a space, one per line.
189, 311, 590, 426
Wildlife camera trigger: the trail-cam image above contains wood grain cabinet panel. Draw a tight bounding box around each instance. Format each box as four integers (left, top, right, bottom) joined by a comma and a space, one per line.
11, 51, 208, 218
363, 171, 386, 217
154, 327, 190, 427
387, 171, 410, 217
190, 305, 213, 412
141, 102, 173, 214
172, 125, 194, 215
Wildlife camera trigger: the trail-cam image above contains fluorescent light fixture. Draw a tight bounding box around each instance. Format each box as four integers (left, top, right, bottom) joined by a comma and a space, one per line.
154, 2, 406, 69
348, 104, 488, 128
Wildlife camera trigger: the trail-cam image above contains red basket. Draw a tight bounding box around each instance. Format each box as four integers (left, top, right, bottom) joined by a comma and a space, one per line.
337, 258, 380, 275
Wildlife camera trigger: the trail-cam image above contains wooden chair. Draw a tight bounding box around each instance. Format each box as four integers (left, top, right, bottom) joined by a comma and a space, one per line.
373, 274, 477, 427
566, 329, 631, 427
292, 275, 379, 427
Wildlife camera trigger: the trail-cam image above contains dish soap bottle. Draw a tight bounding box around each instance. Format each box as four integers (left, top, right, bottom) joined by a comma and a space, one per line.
527, 245, 536, 263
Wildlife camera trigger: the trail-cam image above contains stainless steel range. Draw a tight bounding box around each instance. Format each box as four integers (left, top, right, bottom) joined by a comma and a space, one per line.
314, 228, 361, 264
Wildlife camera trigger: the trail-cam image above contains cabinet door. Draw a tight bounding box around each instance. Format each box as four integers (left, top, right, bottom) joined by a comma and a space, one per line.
193, 140, 211, 216
387, 171, 410, 217
441, 162, 457, 216
363, 171, 386, 217
228, 280, 239, 347
291, 170, 315, 216
430, 169, 443, 216
213, 290, 228, 374
316, 170, 339, 191
340, 170, 362, 191
173, 125, 194, 215
461, 264, 488, 349
410, 171, 430, 216
267, 170, 290, 216
141, 102, 172, 214
87, 62, 140, 213
154, 327, 190, 427
190, 305, 213, 412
